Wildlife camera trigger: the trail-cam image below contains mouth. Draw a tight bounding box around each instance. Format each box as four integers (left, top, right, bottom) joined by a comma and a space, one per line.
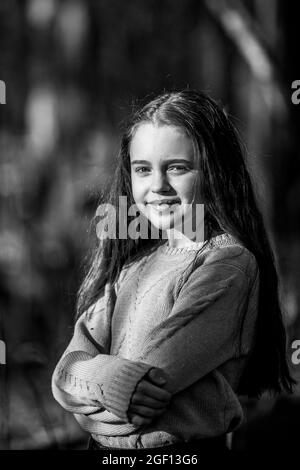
146, 199, 181, 212
147, 199, 181, 205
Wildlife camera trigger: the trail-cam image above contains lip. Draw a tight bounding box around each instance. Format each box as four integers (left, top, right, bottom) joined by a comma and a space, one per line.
146, 199, 181, 213
147, 199, 181, 205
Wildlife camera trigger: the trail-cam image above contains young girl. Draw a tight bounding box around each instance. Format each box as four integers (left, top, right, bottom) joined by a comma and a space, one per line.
51, 90, 295, 452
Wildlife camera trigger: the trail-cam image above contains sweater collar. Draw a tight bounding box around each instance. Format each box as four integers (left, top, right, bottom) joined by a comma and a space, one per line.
157, 232, 241, 255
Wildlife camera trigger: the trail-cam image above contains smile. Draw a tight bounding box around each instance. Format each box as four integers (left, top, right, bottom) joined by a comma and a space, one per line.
147, 200, 181, 212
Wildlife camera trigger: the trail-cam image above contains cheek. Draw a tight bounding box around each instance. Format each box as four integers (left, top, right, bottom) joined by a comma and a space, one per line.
131, 175, 145, 201
176, 175, 198, 200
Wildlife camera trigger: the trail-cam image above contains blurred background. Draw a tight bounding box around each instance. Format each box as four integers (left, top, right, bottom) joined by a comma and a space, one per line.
0, 0, 299, 450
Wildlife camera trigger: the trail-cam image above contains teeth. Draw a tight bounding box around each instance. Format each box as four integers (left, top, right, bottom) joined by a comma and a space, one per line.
150, 202, 180, 211
158, 201, 180, 205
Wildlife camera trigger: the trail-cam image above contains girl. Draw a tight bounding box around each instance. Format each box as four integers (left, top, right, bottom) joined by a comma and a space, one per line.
51, 90, 295, 452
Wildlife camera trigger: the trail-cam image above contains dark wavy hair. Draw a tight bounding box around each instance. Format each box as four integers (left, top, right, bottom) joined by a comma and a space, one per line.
76, 89, 295, 398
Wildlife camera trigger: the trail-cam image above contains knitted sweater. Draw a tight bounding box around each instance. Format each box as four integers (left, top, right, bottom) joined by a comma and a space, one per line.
51, 232, 260, 449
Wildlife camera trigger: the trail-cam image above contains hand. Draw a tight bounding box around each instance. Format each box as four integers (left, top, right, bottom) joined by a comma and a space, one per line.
127, 367, 172, 426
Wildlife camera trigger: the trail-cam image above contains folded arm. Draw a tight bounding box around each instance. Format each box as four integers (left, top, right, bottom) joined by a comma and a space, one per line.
51, 286, 154, 421
135, 252, 259, 395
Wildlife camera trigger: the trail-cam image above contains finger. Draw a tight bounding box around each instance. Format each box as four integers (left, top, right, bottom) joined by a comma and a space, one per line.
144, 368, 170, 390
142, 382, 172, 401
128, 414, 152, 426
128, 404, 167, 418
136, 380, 172, 402
131, 393, 169, 409
147, 368, 167, 386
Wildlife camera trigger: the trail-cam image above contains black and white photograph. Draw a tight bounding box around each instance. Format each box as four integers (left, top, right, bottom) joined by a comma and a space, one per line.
0, 0, 299, 462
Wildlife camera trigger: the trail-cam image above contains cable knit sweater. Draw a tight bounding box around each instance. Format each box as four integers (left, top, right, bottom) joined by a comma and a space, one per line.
51, 232, 260, 449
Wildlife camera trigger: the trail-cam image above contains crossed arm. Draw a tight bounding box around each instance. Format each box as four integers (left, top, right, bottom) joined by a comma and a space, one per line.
51, 310, 155, 420
52, 253, 258, 424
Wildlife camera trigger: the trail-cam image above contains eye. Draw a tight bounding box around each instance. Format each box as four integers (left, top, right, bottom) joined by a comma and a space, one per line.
134, 166, 151, 174
168, 165, 189, 173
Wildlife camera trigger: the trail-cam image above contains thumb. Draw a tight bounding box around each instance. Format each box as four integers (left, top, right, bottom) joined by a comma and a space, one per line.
148, 368, 167, 384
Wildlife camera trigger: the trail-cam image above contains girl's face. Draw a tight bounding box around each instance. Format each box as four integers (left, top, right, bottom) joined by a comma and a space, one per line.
129, 123, 203, 235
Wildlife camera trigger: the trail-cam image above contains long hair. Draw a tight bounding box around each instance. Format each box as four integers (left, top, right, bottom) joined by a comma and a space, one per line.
76, 89, 295, 398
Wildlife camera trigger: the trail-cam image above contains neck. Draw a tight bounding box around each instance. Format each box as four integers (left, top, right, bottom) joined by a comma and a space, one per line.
165, 228, 205, 248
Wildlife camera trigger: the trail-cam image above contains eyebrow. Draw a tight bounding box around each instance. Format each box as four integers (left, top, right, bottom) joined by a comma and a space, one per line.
130, 158, 192, 165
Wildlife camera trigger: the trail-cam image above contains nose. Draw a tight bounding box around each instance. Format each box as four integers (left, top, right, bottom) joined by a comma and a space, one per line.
150, 170, 171, 193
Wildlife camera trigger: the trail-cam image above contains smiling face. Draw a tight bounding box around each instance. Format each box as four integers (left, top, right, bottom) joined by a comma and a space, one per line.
129, 123, 203, 237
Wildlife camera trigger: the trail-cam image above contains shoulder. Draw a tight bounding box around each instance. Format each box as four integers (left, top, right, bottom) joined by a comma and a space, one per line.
175, 239, 258, 304
201, 234, 259, 282
175, 234, 258, 297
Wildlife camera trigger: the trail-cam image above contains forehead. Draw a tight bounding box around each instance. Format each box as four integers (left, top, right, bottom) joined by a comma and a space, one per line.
129, 123, 194, 161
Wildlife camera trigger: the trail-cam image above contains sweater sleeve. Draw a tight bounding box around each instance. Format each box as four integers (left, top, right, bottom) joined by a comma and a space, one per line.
135, 249, 259, 395
51, 284, 154, 422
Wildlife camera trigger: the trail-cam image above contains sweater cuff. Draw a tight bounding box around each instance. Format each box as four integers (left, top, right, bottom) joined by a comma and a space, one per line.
102, 361, 154, 421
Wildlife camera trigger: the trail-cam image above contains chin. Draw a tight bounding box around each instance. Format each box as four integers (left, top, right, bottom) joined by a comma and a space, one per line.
148, 215, 178, 232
